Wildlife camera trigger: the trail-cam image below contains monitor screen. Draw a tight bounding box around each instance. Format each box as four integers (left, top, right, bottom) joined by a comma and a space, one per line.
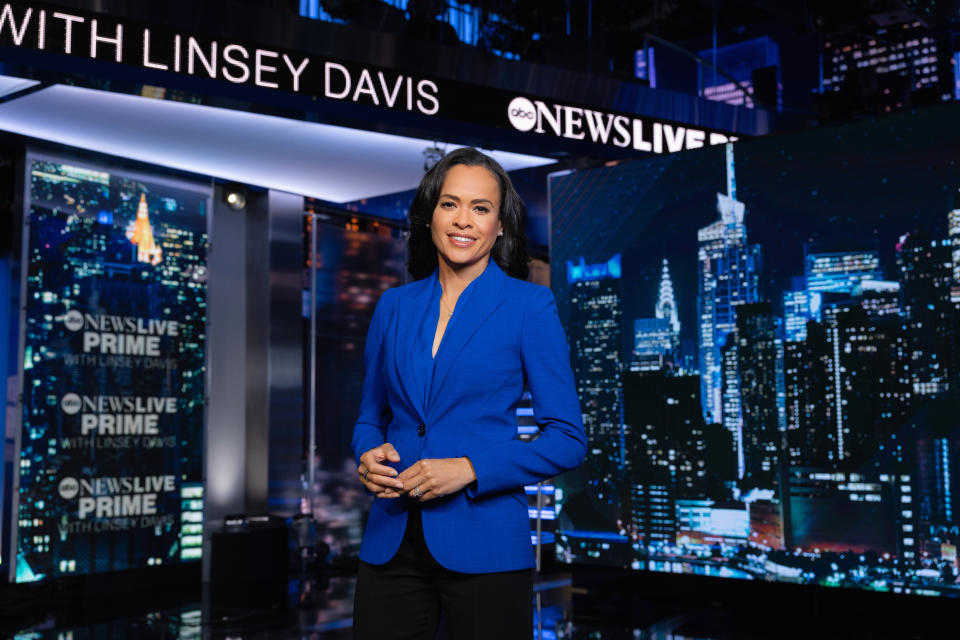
14, 155, 209, 581
550, 103, 960, 597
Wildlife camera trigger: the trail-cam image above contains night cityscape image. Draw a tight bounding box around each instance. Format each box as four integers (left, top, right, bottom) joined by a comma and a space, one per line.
549, 102, 960, 597
16, 158, 209, 581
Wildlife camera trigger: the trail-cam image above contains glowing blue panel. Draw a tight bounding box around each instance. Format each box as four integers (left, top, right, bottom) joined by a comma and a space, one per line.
566, 253, 622, 284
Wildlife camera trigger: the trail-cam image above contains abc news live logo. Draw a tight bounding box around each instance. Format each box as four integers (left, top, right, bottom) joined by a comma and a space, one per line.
506, 96, 736, 153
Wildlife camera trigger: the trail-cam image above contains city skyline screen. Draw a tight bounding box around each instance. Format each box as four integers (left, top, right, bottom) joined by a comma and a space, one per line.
15, 156, 208, 581
550, 102, 960, 597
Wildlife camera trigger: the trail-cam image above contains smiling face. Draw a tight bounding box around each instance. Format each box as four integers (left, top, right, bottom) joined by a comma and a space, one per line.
430, 163, 503, 279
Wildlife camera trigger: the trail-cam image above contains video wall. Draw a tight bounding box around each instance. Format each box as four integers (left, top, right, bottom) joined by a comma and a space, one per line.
551, 103, 960, 597
13, 156, 209, 581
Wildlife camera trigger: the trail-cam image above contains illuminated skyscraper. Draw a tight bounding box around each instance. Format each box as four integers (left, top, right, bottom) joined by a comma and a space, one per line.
631, 259, 681, 372
949, 200, 960, 302
735, 303, 781, 490
783, 277, 821, 342
897, 230, 958, 397
822, 303, 857, 466
721, 332, 743, 478
655, 258, 680, 345
627, 479, 676, 548
804, 249, 881, 294
951, 205, 960, 276
915, 427, 960, 529
623, 370, 706, 500
905, 379, 960, 565
782, 339, 803, 463
828, 305, 911, 468
697, 143, 762, 424
620, 369, 685, 548
631, 318, 673, 372
787, 468, 913, 560
784, 321, 835, 468
567, 254, 624, 503
126, 193, 163, 265
788, 298, 913, 472
821, 21, 948, 113
855, 280, 902, 319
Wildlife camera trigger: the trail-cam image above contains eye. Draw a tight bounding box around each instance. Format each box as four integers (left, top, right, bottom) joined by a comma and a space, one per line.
474, 206, 490, 214
439, 200, 456, 209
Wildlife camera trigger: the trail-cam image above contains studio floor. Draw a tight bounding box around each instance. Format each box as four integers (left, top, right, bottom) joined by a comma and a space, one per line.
3, 569, 952, 639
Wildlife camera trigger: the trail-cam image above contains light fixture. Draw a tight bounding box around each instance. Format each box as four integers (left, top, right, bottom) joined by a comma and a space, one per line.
223, 184, 247, 210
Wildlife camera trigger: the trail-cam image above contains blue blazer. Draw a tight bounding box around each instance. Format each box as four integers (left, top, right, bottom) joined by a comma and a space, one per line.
352, 259, 586, 573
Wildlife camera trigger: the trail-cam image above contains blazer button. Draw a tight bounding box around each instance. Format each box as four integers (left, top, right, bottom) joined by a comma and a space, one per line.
417, 423, 426, 437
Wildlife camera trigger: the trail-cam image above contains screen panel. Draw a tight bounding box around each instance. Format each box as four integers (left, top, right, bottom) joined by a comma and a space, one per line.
13, 153, 210, 581
551, 103, 960, 597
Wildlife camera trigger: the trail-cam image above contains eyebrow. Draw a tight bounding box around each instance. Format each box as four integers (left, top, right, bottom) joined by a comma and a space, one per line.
439, 194, 496, 206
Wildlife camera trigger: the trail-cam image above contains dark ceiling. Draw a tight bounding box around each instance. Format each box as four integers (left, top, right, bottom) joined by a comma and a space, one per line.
243, 0, 960, 119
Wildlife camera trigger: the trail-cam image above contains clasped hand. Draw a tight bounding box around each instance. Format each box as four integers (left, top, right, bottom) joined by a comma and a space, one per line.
357, 443, 476, 502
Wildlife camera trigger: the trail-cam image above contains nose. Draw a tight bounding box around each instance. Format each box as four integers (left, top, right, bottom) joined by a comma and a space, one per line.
453, 208, 471, 227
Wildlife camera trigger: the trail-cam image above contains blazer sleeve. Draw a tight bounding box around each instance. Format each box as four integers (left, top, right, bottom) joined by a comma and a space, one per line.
351, 288, 394, 467
461, 285, 586, 498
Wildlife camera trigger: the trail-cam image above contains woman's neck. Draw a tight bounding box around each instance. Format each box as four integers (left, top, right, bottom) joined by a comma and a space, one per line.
437, 255, 488, 301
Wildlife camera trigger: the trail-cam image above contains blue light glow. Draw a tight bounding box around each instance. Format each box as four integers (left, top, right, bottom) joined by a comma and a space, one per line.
566, 254, 622, 284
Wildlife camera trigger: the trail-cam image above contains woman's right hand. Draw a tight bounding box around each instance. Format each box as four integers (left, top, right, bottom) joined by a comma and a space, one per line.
358, 443, 405, 498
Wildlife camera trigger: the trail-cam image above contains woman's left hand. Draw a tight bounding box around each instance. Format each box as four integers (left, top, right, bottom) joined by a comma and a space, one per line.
397, 457, 477, 502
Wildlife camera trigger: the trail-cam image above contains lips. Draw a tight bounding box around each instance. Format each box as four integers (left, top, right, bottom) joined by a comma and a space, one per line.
448, 234, 477, 248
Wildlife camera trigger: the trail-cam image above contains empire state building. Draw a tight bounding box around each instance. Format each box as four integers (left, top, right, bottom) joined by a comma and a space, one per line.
126, 193, 163, 265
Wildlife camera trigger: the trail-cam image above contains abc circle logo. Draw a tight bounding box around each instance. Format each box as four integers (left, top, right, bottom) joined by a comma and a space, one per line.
61, 393, 82, 415
58, 477, 79, 500
507, 97, 536, 132
63, 310, 83, 332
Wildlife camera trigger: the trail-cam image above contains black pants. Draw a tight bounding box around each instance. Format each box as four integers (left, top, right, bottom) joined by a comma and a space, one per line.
353, 508, 533, 639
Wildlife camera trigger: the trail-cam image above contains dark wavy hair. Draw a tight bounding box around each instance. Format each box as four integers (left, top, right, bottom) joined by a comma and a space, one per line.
407, 147, 529, 280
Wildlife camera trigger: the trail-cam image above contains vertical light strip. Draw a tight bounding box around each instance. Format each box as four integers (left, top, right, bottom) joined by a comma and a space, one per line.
954, 52, 960, 100
832, 325, 844, 461
307, 215, 318, 514
942, 439, 952, 521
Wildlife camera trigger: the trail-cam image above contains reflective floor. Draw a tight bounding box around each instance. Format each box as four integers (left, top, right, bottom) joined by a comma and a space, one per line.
5, 572, 949, 639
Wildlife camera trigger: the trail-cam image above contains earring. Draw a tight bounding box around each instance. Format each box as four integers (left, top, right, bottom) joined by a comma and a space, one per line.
498, 231, 504, 236
426, 223, 430, 227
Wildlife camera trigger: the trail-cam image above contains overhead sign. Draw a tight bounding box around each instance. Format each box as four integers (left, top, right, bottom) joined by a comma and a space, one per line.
0, 1, 739, 153
506, 96, 736, 152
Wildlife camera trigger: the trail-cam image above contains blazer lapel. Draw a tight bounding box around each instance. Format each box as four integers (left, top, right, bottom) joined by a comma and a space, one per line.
394, 272, 436, 421
427, 261, 506, 414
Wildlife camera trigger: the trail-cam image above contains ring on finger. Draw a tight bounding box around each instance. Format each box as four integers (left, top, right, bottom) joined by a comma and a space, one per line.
413, 485, 423, 499
363, 468, 369, 482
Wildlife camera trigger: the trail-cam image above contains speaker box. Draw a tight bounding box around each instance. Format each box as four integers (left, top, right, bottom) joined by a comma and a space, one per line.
210, 517, 289, 610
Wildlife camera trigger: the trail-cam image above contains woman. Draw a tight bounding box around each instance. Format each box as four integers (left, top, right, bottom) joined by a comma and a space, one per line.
352, 147, 585, 638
